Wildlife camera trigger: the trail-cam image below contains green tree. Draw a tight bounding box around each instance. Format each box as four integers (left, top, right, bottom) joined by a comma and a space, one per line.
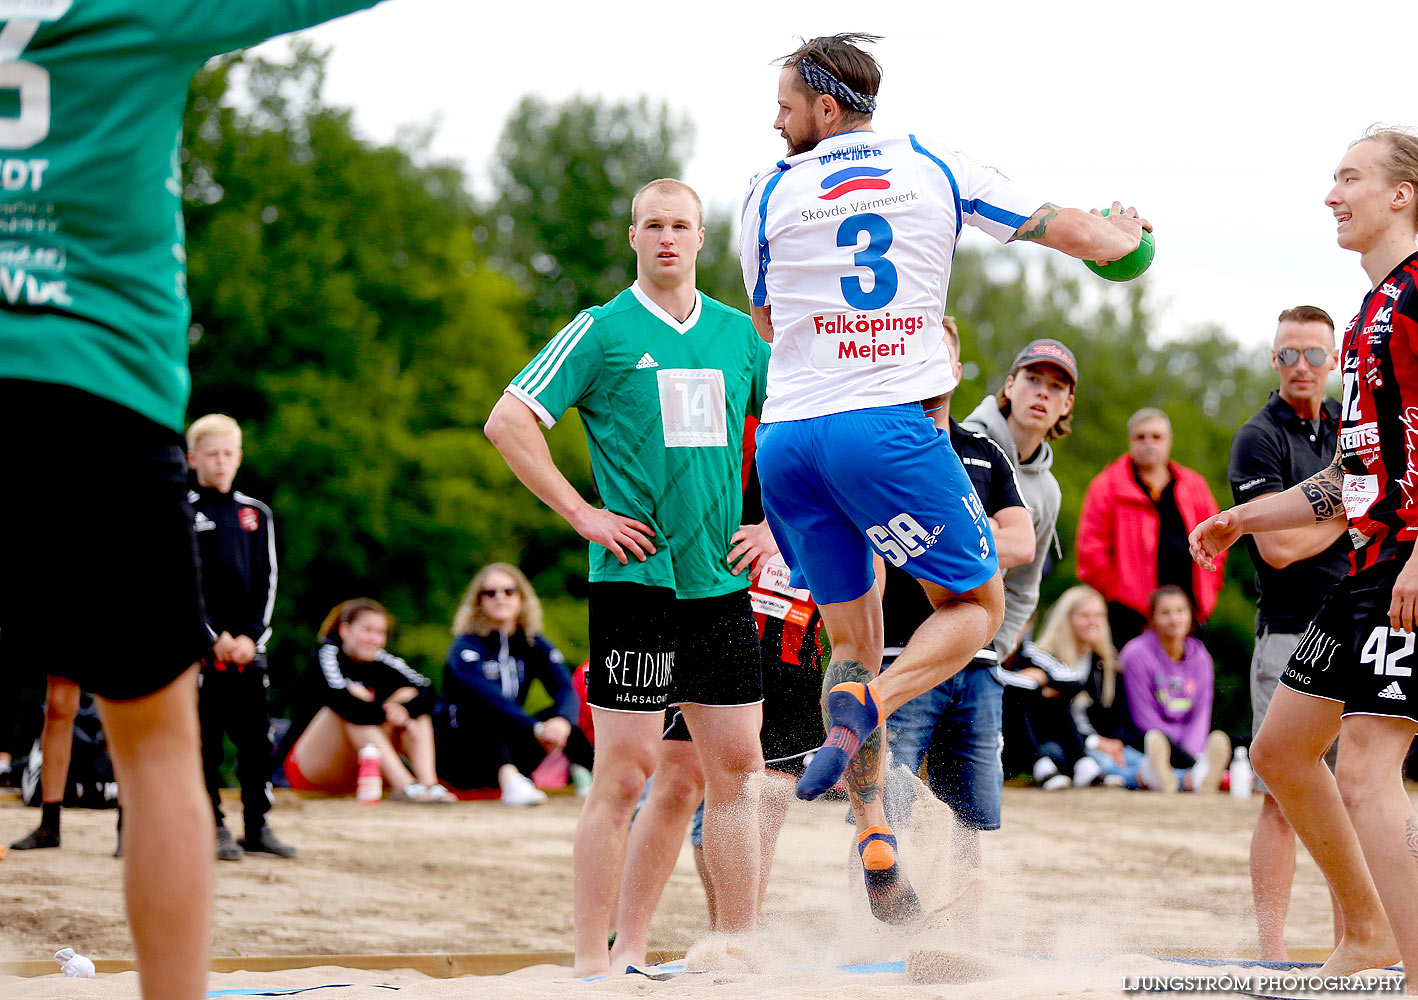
183, 45, 536, 688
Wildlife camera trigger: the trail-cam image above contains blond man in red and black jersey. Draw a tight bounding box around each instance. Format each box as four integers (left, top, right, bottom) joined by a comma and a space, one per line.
1192, 126, 1418, 981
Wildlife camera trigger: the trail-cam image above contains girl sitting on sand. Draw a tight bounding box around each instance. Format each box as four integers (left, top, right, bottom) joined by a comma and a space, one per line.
1003, 585, 1114, 789
1120, 585, 1232, 793
284, 599, 451, 803
434, 563, 593, 805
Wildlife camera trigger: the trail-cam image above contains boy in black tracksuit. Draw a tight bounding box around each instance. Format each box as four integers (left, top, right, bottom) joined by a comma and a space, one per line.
187, 414, 294, 860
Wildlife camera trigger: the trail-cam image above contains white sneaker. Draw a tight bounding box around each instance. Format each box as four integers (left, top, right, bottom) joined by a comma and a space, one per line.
569, 764, 592, 798
1041, 774, 1072, 791
501, 772, 548, 807
1032, 756, 1060, 785
1072, 755, 1103, 787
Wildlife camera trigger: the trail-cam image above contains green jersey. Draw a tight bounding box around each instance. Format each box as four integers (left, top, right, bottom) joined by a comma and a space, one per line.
0, 0, 381, 432
509, 283, 770, 599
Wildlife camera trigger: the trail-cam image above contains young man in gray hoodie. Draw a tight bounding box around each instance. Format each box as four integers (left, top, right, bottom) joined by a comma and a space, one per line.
963, 340, 1077, 668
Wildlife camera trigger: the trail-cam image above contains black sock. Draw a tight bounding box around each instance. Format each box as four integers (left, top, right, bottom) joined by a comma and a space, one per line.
40, 801, 61, 834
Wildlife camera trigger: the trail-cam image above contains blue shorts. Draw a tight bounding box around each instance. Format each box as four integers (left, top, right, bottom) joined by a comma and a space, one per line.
884, 661, 1004, 830
756, 404, 999, 605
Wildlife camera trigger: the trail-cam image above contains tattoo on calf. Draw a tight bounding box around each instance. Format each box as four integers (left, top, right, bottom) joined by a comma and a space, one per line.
1015, 203, 1059, 242
1406, 815, 1418, 864
819, 658, 881, 805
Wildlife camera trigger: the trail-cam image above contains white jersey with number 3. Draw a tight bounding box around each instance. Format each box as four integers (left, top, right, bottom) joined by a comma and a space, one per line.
740, 131, 1040, 423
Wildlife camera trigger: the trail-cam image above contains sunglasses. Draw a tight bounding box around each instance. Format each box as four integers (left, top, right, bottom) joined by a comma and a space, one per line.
480, 587, 519, 599
1275, 347, 1330, 367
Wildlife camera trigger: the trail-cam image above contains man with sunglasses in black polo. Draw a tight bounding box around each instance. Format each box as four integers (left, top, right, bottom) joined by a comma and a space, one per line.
1227, 304, 1350, 964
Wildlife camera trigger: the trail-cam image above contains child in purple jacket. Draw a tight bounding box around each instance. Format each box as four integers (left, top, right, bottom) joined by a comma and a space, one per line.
1120, 586, 1232, 793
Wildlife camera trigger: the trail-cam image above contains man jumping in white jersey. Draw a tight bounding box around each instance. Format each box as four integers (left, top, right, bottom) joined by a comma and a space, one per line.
740, 33, 1151, 922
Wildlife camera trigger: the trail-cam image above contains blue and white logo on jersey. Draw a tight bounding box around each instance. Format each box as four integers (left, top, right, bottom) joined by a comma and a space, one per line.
820, 166, 891, 201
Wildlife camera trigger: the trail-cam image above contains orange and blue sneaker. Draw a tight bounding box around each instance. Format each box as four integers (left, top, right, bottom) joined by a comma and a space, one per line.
857, 825, 922, 924
795, 681, 880, 801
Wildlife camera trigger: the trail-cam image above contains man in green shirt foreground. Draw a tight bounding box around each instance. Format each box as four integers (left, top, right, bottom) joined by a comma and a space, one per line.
486, 179, 773, 977
0, 4, 383, 998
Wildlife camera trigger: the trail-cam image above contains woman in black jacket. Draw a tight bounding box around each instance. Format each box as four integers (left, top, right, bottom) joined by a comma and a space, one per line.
283, 599, 449, 803
435, 564, 592, 805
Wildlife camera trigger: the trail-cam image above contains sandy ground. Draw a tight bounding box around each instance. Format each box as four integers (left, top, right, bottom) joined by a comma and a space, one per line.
0, 782, 1403, 999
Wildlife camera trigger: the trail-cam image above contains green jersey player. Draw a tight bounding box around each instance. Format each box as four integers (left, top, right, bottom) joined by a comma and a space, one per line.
487, 178, 774, 975
0, 5, 383, 999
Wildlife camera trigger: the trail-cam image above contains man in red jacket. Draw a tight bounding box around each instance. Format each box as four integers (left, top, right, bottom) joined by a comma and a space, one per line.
1077, 408, 1225, 647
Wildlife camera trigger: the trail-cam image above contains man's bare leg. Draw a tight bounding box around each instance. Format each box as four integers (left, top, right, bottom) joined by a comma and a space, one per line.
679, 702, 764, 934
610, 739, 703, 969
573, 709, 663, 977
1251, 687, 1397, 975
1334, 715, 1418, 985
97, 666, 212, 1000
799, 576, 1002, 922
12, 676, 81, 850
1252, 793, 1299, 961
40, 676, 81, 803
756, 769, 797, 909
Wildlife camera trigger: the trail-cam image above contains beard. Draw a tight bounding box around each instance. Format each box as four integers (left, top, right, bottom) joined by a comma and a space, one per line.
783, 120, 828, 157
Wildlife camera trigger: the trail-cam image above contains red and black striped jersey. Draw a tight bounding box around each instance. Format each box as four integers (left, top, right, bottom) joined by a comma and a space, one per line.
1338, 251, 1418, 572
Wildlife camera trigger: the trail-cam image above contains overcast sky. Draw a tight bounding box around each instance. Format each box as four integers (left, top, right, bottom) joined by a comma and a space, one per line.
264, 0, 1417, 353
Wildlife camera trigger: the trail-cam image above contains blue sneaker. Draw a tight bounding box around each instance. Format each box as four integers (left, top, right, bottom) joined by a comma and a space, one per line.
795, 682, 880, 801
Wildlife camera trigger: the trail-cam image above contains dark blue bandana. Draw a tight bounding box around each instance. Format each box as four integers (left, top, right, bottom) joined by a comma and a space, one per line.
797, 57, 876, 114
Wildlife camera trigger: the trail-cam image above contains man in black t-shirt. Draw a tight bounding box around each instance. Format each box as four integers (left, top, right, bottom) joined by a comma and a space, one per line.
1229, 308, 1348, 961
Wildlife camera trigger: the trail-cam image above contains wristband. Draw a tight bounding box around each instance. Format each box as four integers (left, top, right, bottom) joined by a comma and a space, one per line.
533, 722, 546, 739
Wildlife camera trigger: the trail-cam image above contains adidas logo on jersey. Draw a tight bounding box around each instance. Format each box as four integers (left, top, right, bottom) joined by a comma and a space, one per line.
1378, 680, 1407, 701
635, 353, 658, 369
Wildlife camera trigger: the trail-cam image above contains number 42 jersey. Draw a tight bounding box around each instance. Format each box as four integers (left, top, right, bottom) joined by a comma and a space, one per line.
740, 130, 1040, 423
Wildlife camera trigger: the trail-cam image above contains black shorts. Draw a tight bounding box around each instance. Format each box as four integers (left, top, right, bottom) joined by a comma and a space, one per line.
1284, 549, 1418, 723
586, 582, 762, 713
0, 380, 208, 701
662, 653, 823, 774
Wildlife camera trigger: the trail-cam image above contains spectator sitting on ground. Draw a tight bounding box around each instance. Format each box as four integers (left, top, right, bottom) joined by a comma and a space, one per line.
284, 599, 450, 803
435, 564, 593, 806
1054, 585, 1151, 788
1001, 589, 1112, 790
1120, 585, 1232, 794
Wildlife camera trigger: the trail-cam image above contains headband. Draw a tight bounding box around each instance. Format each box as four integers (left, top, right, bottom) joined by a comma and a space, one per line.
797, 57, 876, 114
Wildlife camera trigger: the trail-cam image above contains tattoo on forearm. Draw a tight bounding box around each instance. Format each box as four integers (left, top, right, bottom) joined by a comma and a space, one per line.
1015, 203, 1058, 242
1300, 461, 1345, 522
1406, 815, 1418, 864
820, 658, 881, 805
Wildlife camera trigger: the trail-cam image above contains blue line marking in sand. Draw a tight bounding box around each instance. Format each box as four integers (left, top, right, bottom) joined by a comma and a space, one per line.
207, 986, 399, 997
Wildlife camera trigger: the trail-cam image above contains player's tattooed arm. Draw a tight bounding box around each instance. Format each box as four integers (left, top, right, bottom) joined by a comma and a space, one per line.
820, 659, 882, 805
1012, 203, 1060, 242
1298, 452, 1346, 522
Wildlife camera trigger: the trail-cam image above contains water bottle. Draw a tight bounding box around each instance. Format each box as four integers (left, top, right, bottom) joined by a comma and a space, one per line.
356, 744, 382, 805
1229, 746, 1254, 799
55, 948, 95, 978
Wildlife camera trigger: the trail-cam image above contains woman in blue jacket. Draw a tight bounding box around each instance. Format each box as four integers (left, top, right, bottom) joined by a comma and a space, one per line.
436, 564, 592, 805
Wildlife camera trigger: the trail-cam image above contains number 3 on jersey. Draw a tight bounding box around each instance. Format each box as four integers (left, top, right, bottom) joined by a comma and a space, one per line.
837, 213, 897, 310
